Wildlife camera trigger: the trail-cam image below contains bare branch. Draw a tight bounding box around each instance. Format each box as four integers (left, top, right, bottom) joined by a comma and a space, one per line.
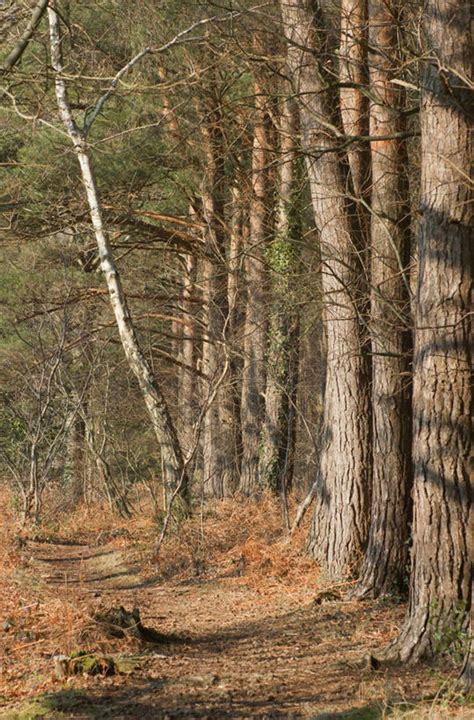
1, 0, 49, 74
83, 12, 242, 135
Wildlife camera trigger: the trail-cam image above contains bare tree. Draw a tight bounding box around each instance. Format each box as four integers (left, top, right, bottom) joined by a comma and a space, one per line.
47, 4, 189, 510
0, 317, 72, 522
339, 0, 370, 201
1, 0, 49, 74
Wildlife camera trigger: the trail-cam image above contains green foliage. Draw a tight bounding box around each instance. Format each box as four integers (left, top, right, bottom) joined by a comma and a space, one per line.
431, 602, 470, 664
0, 689, 100, 719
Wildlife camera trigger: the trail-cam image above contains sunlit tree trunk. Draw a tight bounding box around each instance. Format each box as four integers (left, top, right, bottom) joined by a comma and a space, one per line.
200, 97, 239, 498
239, 35, 272, 494
339, 0, 370, 201
227, 182, 245, 476
351, 0, 412, 599
177, 252, 197, 466
280, 0, 371, 579
387, 0, 472, 664
48, 6, 189, 511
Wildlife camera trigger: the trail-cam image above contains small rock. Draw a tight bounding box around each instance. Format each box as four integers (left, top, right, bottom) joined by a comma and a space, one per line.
14, 630, 36, 642
2, 619, 15, 632
53, 654, 70, 679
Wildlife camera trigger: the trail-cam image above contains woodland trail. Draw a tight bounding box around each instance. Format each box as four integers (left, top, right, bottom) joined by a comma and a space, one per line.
0, 506, 469, 719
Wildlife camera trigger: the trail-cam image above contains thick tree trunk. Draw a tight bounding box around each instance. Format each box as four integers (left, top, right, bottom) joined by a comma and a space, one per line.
200, 103, 239, 498
239, 41, 271, 494
258, 96, 300, 493
48, 6, 189, 510
351, 0, 412, 599
280, 0, 371, 579
387, 0, 472, 662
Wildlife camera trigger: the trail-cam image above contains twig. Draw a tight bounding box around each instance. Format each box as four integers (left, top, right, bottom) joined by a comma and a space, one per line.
290, 481, 319, 534
83, 13, 241, 135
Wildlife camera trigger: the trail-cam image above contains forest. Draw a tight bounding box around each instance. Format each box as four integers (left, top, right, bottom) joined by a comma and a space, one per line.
0, 1, 472, 718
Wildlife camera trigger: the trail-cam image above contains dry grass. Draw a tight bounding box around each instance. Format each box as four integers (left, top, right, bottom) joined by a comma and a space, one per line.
0, 487, 471, 718
155, 493, 318, 591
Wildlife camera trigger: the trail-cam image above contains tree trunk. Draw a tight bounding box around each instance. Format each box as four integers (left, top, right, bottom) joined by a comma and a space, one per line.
258, 96, 300, 494
200, 98, 239, 498
339, 0, 370, 201
227, 183, 245, 476
351, 0, 412, 599
387, 0, 472, 662
63, 409, 86, 505
177, 252, 197, 467
48, 6, 189, 511
293, 233, 325, 497
239, 38, 271, 494
280, 0, 371, 579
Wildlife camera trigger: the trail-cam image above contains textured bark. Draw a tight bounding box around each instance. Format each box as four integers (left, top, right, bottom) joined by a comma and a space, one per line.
388, 0, 472, 662
339, 0, 370, 200
293, 235, 325, 496
227, 183, 245, 476
200, 102, 239, 498
280, 0, 371, 579
258, 96, 300, 493
351, 0, 412, 599
239, 42, 271, 494
228, 184, 245, 346
177, 253, 197, 465
48, 6, 189, 510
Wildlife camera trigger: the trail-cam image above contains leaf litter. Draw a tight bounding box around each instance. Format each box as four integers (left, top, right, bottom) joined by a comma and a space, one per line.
0, 489, 471, 718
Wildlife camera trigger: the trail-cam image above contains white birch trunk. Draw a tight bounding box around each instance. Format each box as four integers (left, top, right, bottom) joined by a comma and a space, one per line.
48, 6, 188, 509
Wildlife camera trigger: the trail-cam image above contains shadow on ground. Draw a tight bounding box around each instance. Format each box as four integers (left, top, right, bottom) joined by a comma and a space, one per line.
0, 686, 385, 719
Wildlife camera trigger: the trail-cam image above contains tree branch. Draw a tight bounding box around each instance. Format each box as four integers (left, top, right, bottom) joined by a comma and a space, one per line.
1, 0, 49, 74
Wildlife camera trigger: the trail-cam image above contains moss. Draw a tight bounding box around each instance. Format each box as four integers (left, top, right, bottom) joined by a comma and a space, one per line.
0, 701, 50, 720
68, 652, 115, 676
0, 689, 96, 719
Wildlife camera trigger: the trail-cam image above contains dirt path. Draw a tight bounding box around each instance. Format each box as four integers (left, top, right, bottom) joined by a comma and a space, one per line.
0, 538, 445, 720
29, 541, 145, 593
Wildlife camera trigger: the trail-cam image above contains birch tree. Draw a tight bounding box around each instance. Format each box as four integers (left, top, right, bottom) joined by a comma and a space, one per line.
47, 5, 189, 510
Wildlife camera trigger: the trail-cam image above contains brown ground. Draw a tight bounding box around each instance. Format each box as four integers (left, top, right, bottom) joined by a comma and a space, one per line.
0, 491, 471, 719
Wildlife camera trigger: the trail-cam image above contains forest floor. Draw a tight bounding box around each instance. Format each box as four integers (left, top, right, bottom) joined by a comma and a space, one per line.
0, 490, 471, 719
